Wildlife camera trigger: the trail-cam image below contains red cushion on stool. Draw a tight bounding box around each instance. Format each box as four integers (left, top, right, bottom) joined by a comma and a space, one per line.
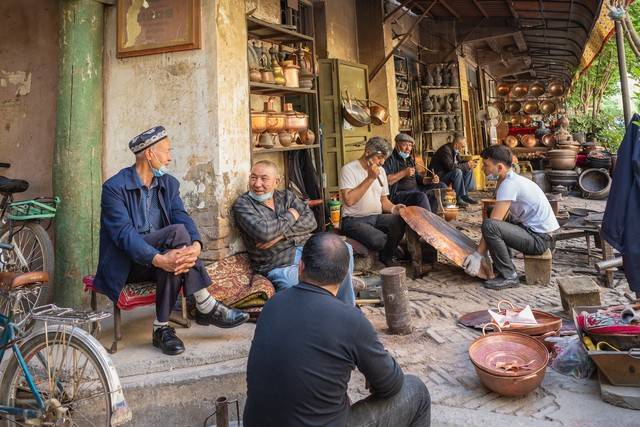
83, 274, 156, 310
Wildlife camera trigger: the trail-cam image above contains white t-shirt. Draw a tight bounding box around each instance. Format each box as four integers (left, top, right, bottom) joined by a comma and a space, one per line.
339, 160, 389, 218
496, 170, 560, 234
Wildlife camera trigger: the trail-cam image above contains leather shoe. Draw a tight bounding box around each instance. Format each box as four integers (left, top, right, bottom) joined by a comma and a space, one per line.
456, 199, 469, 209
196, 301, 249, 328
462, 195, 479, 204
152, 325, 185, 355
483, 273, 520, 290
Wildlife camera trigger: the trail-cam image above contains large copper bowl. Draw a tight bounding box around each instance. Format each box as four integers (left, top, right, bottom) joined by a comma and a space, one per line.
541, 133, 556, 147
540, 100, 557, 115
491, 301, 562, 336
507, 101, 521, 114
529, 82, 545, 97
284, 111, 309, 132
547, 149, 577, 169
510, 116, 521, 127
473, 364, 548, 396
497, 83, 511, 97
521, 134, 537, 148
523, 101, 539, 115
251, 111, 268, 133
548, 81, 566, 97
511, 83, 529, 98
505, 135, 519, 148
521, 115, 533, 126
265, 113, 286, 133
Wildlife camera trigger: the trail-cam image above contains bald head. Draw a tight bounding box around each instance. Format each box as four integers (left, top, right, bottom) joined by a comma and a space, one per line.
300, 233, 350, 286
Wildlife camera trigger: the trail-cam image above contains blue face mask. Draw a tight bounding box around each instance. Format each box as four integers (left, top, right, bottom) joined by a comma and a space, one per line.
149, 150, 169, 177
248, 191, 273, 203
398, 151, 410, 159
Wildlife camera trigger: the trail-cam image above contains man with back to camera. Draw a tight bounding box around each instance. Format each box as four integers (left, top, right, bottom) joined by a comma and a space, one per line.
94, 126, 249, 355
244, 232, 431, 426
463, 144, 559, 289
428, 133, 477, 208
383, 133, 447, 212
339, 137, 407, 267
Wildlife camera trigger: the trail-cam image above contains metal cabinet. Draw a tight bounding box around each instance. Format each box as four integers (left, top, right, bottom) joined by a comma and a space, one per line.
318, 59, 372, 196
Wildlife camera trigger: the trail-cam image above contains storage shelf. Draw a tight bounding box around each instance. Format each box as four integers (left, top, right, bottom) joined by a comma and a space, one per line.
253, 143, 320, 154
399, 128, 413, 132
249, 82, 316, 96
395, 72, 408, 78
422, 111, 461, 115
423, 130, 456, 134
247, 16, 314, 43
421, 86, 460, 90
396, 90, 409, 95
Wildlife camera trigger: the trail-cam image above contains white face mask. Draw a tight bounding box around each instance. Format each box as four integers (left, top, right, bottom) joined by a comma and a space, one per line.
149, 150, 169, 177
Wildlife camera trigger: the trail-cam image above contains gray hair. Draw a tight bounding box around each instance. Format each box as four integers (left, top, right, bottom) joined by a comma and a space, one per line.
453, 133, 466, 144
365, 137, 392, 158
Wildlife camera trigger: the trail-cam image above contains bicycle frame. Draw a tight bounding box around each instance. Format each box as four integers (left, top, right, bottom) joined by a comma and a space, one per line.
0, 311, 45, 420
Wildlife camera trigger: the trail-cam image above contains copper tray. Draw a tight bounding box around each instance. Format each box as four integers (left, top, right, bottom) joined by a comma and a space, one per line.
491, 300, 562, 336
469, 324, 550, 377
400, 206, 493, 279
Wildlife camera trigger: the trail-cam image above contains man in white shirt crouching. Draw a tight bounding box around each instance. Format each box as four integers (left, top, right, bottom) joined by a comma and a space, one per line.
463, 144, 559, 290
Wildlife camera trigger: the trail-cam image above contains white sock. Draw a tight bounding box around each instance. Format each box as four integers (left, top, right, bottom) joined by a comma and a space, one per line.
153, 319, 168, 331
194, 288, 217, 314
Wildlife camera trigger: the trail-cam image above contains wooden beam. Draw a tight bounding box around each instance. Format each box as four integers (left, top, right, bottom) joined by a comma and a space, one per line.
513, 31, 528, 52
383, 0, 416, 24
506, 0, 519, 19
486, 39, 502, 54
471, 0, 488, 17
438, 0, 460, 19
461, 28, 521, 44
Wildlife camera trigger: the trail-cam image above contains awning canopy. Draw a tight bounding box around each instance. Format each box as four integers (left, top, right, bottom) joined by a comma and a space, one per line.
404, 0, 605, 83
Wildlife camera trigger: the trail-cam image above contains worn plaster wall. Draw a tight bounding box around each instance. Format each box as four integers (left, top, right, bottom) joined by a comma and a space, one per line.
103, 0, 251, 260
0, 1, 58, 199
314, 0, 358, 62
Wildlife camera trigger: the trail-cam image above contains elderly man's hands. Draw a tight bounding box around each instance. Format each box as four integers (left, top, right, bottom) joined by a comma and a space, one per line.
153, 242, 201, 275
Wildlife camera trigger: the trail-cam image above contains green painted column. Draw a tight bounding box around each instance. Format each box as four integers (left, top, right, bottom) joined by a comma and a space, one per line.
53, 0, 104, 308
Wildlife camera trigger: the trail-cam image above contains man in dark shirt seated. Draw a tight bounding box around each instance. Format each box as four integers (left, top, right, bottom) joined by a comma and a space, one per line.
244, 232, 431, 427
383, 133, 447, 212
428, 133, 477, 208
233, 160, 356, 305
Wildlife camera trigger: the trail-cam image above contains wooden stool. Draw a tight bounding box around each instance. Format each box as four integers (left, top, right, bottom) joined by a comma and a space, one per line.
524, 249, 552, 285
558, 276, 601, 313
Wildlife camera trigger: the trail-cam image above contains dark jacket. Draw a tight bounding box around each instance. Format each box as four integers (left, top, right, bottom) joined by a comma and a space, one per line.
244, 282, 404, 427
94, 166, 201, 301
602, 115, 640, 291
383, 150, 425, 199
428, 143, 471, 175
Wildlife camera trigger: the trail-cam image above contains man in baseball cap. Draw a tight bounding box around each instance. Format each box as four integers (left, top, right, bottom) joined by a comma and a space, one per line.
94, 126, 248, 355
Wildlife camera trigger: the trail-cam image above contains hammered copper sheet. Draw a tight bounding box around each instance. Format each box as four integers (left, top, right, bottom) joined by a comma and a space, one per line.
400, 206, 493, 279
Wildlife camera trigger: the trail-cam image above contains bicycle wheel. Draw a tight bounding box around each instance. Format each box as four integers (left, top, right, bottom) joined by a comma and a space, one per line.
0, 326, 114, 427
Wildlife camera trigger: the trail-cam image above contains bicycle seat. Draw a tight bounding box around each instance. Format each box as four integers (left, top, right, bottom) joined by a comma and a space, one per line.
0, 271, 49, 291
0, 176, 29, 194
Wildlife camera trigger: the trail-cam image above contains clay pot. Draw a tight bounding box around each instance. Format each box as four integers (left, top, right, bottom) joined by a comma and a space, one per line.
507, 101, 521, 114
497, 83, 511, 97
523, 101, 539, 115
547, 149, 577, 170
578, 168, 611, 199
529, 82, 545, 97
541, 134, 556, 147
249, 68, 262, 82
443, 206, 459, 222
299, 129, 315, 145
539, 100, 557, 115
511, 83, 529, 98
521, 134, 537, 148
548, 81, 566, 97
278, 131, 293, 147
505, 135, 519, 148
492, 100, 506, 113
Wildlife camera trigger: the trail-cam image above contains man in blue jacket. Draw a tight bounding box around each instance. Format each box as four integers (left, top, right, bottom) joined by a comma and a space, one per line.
94, 126, 248, 355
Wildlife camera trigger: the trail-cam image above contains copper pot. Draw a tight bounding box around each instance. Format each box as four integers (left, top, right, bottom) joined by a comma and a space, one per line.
507, 101, 521, 114
299, 129, 315, 145
283, 109, 308, 132
541, 133, 556, 146
521, 134, 537, 148
510, 116, 521, 127
521, 115, 533, 126
473, 364, 547, 397
540, 100, 556, 115
369, 100, 389, 125
529, 82, 545, 97
548, 81, 565, 97
251, 111, 268, 133
547, 149, 577, 170
511, 83, 529, 98
497, 83, 511, 97
265, 113, 286, 133
505, 135, 519, 148
443, 206, 459, 222
558, 116, 570, 128
492, 100, 506, 113
523, 101, 539, 115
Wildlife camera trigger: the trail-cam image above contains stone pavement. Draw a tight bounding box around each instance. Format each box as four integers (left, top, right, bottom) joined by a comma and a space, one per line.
94, 193, 638, 426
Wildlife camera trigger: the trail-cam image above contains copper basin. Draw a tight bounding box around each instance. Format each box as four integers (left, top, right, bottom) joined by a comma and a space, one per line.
504, 135, 519, 148
523, 101, 539, 115
540, 100, 557, 115
284, 111, 309, 132
548, 81, 565, 97
507, 101, 521, 114
521, 115, 533, 126
511, 83, 529, 98
251, 111, 268, 133
491, 301, 562, 336
473, 364, 547, 397
497, 83, 511, 97
529, 82, 545, 97
521, 134, 537, 148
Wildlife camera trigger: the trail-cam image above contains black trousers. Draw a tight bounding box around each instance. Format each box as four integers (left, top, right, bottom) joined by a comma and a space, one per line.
341, 214, 406, 262
127, 224, 212, 322
481, 218, 551, 278
348, 375, 430, 426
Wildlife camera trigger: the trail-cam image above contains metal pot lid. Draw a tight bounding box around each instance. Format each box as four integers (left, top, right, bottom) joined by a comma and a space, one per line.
547, 170, 578, 176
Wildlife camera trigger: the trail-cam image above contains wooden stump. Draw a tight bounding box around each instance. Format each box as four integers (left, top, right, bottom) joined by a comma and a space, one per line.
379, 267, 413, 335
558, 276, 601, 313
524, 249, 552, 286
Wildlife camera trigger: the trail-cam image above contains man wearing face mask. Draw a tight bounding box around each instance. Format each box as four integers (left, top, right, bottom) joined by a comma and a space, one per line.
463, 145, 559, 289
95, 126, 249, 356
428, 134, 477, 208
383, 133, 447, 212
233, 160, 357, 305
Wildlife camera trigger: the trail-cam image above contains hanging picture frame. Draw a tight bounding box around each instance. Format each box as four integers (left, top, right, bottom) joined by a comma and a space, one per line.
116, 0, 201, 58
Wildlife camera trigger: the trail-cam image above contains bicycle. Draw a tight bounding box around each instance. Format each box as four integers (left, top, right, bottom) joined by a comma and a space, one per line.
0, 162, 58, 321
0, 243, 131, 426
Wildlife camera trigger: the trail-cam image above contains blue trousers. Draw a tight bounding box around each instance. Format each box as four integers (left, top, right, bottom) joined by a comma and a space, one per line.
266, 243, 356, 306
439, 168, 474, 199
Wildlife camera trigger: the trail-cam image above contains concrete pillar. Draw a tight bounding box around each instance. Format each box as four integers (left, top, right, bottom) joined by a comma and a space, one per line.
53, 0, 104, 308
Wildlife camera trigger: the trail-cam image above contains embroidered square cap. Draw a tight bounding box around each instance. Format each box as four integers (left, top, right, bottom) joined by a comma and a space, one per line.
129, 126, 168, 154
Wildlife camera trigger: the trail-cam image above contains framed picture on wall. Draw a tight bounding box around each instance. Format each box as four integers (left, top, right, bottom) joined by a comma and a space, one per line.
117, 0, 201, 58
